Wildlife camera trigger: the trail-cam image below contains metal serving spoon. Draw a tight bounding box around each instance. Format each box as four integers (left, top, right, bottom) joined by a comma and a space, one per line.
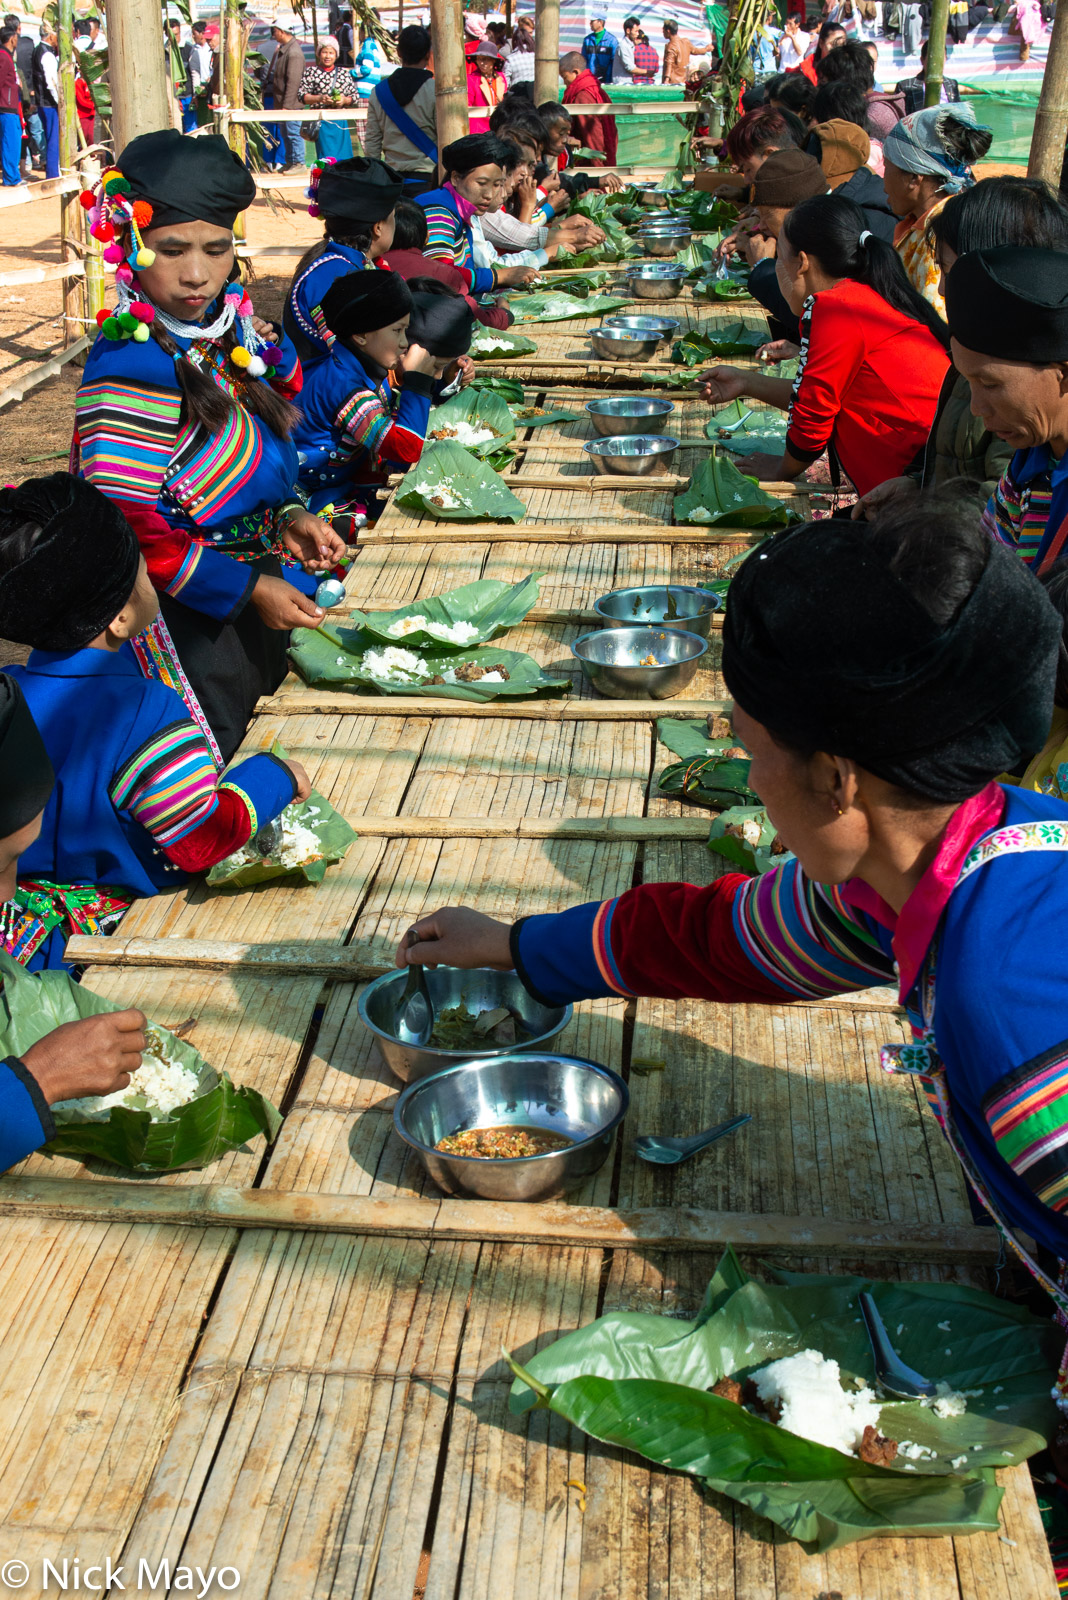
635, 1112, 751, 1166
859, 1291, 937, 1400
393, 929, 434, 1047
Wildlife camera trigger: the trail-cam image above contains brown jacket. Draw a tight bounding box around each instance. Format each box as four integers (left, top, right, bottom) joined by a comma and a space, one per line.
271, 36, 304, 109
663, 35, 691, 84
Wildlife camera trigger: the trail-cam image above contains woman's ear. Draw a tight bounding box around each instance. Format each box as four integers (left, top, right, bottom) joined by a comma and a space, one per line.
795, 248, 810, 278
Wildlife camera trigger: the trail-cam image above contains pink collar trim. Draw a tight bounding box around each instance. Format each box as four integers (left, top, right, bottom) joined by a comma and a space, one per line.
445, 181, 479, 224
841, 782, 1006, 1000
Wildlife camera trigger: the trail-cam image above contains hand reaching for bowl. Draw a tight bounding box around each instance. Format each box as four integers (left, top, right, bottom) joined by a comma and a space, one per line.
395, 907, 513, 972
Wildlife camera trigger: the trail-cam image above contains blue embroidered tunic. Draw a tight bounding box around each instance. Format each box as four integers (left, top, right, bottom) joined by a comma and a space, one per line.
283, 239, 370, 371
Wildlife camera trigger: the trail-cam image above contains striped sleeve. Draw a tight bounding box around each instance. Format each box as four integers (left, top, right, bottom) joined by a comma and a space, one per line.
511, 863, 895, 1009
422, 203, 469, 274
335, 375, 432, 468
76, 379, 183, 506
109, 719, 223, 846
982, 1044, 1068, 1216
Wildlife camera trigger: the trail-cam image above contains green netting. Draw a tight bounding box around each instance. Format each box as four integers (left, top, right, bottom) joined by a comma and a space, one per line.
964, 89, 1038, 166
550, 84, 691, 168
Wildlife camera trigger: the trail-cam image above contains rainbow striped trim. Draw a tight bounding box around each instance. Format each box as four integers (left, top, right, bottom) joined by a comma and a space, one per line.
733, 861, 893, 1000
110, 719, 220, 846
76, 379, 183, 506
984, 1044, 1068, 1214
591, 899, 632, 997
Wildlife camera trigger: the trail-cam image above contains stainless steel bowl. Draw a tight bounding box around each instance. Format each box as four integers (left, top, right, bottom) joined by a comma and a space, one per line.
594, 584, 721, 641
640, 212, 689, 228
393, 1052, 628, 1200
602, 315, 680, 343
585, 396, 676, 437
639, 186, 688, 208
359, 966, 572, 1084
572, 624, 708, 699
626, 264, 687, 300
640, 229, 692, 258
582, 434, 679, 475
589, 325, 660, 362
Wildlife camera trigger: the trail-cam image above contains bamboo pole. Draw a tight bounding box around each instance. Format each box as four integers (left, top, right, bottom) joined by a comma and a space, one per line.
357, 524, 769, 544
533, 0, 560, 106
923, 0, 950, 108
1029, 0, 1068, 182
79, 148, 106, 327
223, 0, 248, 171
428, 0, 467, 168
104, 0, 172, 151
0, 1176, 1000, 1262
57, 0, 83, 348
256, 692, 731, 716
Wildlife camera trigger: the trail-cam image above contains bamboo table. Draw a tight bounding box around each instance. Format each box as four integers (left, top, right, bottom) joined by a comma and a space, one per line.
0, 296, 1055, 1600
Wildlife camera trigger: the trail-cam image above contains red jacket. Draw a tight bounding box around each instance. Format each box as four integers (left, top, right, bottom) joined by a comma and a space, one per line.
799, 53, 818, 84
785, 278, 948, 496
562, 68, 617, 167
0, 46, 19, 116
379, 248, 513, 329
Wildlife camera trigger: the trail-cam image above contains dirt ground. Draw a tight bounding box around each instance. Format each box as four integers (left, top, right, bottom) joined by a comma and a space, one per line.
0, 190, 322, 486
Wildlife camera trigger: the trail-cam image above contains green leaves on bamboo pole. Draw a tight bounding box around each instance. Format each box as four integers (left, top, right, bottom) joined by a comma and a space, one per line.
717, 0, 765, 131
223, 0, 247, 167
923, 0, 951, 107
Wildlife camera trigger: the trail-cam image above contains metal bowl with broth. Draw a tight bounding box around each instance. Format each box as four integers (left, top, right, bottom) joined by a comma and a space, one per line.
359, 966, 572, 1084
594, 584, 721, 641
589, 325, 660, 362
582, 434, 679, 475
393, 1053, 629, 1200
572, 624, 708, 699
585, 397, 676, 437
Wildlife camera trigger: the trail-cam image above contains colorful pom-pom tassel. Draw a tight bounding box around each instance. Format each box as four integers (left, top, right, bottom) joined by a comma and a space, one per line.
78, 190, 95, 210
90, 220, 114, 242
308, 203, 320, 218
246, 355, 267, 378
238, 295, 253, 317
117, 310, 139, 333
134, 248, 155, 268
260, 344, 284, 366
101, 315, 123, 339
103, 174, 131, 195
132, 323, 151, 342
131, 200, 153, 228
115, 263, 134, 285
129, 301, 155, 323
230, 345, 252, 370
102, 243, 124, 264
95, 308, 110, 328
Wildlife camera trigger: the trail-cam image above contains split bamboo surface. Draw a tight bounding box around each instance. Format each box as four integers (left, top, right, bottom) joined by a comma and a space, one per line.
0, 266, 1055, 1600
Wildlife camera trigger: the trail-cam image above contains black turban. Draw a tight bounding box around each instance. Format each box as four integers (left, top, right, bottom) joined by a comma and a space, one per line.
118, 129, 256, 230
321, 270, 413, 337
0, 474, 141, 651
946, 245, 1068, 363
317, 156, 404, 223
0, 674, 54, 837
408, 291, 475, 358
722, 519, 1061, 803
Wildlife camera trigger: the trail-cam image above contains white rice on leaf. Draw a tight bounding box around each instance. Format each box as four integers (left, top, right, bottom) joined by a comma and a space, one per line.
751, 1349, 881, 1457
52, 1026, 200, 1125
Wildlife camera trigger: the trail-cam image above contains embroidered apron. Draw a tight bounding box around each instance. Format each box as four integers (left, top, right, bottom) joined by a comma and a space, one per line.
881, 818, 1068, 1412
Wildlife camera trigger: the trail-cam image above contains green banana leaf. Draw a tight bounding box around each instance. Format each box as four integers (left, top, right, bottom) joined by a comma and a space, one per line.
509, 402, 583, 427
505, 1248, 1059, 1551
655, 718, 755, 809
707, 804, 792, 873
705, 398, 789, 456
532, 271, 614, 297
467, 374, 525, 404
289, 624, 570, 703
507, 290, 633, 324
427, 389, 516, 456
677, 237, 726, 274
694, 274, 753, 302
393, 441, 526, 524
469, 328, 539, 360
672, 324, 766, 365
0, 951, 281, 1172
670, 193, 741, 233
205, 782, 357, 888
674, 452, 797, 529
568, 146, 607, 162
345, 574, 541, 650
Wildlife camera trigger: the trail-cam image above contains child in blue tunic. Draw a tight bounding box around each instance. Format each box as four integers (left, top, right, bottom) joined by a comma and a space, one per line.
284, 155, 405, 371
294, 271, 474, 517
392, 507, 1068, 1415
0, 475, 306, 971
